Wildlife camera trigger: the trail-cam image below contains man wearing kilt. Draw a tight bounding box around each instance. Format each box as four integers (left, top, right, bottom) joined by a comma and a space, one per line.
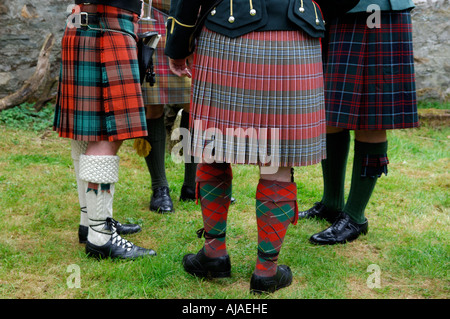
137, 0, 195, 214
165, 0, 358, 293
54, 1, 156, 259
299, 0, 419, 245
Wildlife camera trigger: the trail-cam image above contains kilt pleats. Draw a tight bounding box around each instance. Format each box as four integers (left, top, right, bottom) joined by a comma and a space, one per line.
53, 5, 147, 141
324, 10, 419, 130
189, 29, 326, 167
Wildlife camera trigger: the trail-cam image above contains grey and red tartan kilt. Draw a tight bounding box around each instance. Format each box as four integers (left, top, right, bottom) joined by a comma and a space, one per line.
138, 7, 191, 106
189, 29, 326, 168
324, 10, 419, 130
53, 5, 147, 142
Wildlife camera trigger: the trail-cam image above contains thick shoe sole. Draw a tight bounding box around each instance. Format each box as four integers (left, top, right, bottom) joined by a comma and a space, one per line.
85, 244, 109, 260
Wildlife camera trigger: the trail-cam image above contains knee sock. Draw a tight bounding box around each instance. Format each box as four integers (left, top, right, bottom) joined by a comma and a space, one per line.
79, 155, 120, 246
144, 116, 169, 189
71, 140, 89, 227
180, 110, 197, 189
344, 140, 389, 224
255, 179, 298, 277
196, 163, 232, 258
321, 130, 350, 212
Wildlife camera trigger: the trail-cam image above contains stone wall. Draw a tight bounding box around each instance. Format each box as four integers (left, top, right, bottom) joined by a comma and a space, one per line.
0, 0, 449, 102
412, 0, 450, 101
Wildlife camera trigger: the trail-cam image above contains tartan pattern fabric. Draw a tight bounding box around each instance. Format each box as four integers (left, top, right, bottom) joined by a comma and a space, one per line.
196, 163, 233, 258
139, 2, 191, 106
53, 5, 147, 141
190, 29, 326, 167
361, 154, 389, 178
255, 179, 298, 276
324, 11, 419, 130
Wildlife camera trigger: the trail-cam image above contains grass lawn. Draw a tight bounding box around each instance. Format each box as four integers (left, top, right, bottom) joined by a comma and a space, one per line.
0, 106, 448, 300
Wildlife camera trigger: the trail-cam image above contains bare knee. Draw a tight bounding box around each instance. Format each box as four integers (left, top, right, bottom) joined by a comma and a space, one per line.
355, 130, 387, 143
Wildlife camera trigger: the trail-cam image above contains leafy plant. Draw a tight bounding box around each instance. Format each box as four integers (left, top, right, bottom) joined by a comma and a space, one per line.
0, 102, 54, 132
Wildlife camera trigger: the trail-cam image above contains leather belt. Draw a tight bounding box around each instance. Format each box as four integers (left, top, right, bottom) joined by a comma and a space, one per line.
68, 12, 100, 29
74, 0, 142, 15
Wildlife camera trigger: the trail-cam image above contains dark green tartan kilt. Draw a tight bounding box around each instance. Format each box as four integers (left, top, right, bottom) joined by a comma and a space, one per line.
324, 10, 419, 130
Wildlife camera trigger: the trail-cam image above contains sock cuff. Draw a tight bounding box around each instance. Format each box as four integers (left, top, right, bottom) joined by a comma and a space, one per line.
256, 179, 297, 203
145, 115, 166, 142
79, 155, 120, 184
355, 140, 388, 155
195, 163, 233, 183
326, 129, 350, 142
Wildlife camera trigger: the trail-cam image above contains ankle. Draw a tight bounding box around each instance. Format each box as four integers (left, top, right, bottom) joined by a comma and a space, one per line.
203, 243, 228, 258
254, 250, 279, 277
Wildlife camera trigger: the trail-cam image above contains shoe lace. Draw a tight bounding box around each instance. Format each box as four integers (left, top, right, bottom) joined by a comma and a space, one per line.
331, 213, 350, 230
108, 218, 133, 252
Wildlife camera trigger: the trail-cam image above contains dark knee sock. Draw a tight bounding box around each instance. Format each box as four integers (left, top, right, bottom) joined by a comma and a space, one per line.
180, 110, 197, 189
344, 140, 389, 224
321, 130, 350, 211
144, 116, 168, 189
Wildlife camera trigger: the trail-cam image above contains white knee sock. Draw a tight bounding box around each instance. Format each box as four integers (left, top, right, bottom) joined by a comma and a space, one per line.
79, 154, 120, 246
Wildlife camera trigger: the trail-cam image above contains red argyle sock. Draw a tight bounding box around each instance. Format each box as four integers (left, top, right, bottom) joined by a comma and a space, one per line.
255, 179, 298, 277
196, 163, 232, 258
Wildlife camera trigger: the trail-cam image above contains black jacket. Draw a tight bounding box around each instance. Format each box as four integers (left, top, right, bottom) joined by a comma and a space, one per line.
165, 0, 359, 59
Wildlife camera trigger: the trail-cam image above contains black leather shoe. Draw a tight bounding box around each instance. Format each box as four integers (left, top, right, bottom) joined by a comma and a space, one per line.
298, 202, 340, 223
78, 225, 88, 244
86, 238, 157, 260
85, 219, 156, 259
115, 220, 141, 235
183, 248, 231, 278
78, 219, 141, 244
309, 212, 368, 245
250, 265, 293, 294
150, 186, 174, 213
179, 185, 196, 202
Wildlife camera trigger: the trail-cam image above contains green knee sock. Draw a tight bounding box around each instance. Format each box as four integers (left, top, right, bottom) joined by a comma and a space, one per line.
344, 140, 388, 224
144, 116, 169, 189
321, 130, 350, 211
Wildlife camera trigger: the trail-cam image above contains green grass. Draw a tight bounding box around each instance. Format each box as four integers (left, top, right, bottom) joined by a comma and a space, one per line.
0, 106, 448, 299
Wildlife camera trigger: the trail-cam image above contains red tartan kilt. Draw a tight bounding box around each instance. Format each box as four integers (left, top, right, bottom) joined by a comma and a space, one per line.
53, 5, 147, 142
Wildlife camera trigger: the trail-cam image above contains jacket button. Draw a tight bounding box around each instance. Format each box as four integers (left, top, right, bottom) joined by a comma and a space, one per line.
228, 16, 235, 23
211, 9, 216, 16
250, 9, 256, 16
299, 7, 305, 13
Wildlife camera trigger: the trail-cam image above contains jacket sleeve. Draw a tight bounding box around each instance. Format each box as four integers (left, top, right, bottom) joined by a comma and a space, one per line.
164, 0, 204, 59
